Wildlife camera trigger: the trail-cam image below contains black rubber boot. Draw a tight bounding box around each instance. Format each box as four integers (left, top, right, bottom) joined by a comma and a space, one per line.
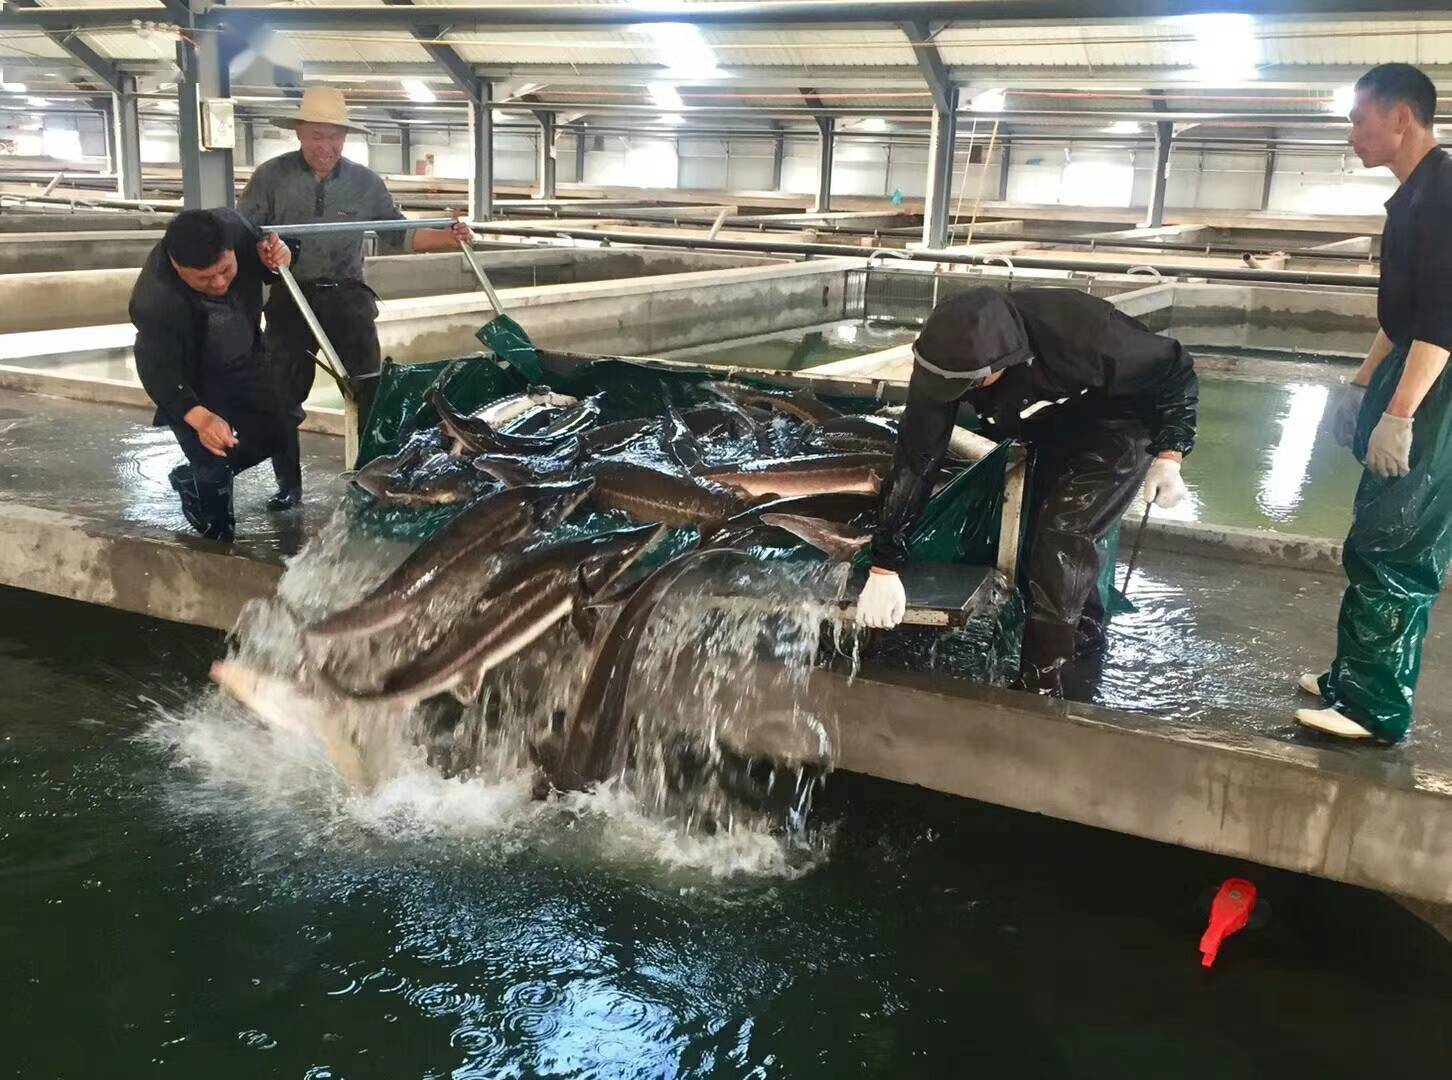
265, 488, 303, 512
1016, 618, 1079, 697
170, 465, 235, 542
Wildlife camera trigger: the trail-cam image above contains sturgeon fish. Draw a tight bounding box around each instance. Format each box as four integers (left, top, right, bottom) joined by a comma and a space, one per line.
757, 513, 872, 562
584, 460, 747, 528
548, 546, 743, 792
703, 381, 843, 424
354, 525, 667, 707
209, 660, 379, 790
427, 387, 584, 457
305, 479, 595, 641
352, 443, 428, 500
658, 403, 703, 471
680, 401, 757, 438
476, 387, 578, 427
699, 453, 892, 499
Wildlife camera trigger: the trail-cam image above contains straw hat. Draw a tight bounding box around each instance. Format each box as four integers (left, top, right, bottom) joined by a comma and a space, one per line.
272, 86, 371, 135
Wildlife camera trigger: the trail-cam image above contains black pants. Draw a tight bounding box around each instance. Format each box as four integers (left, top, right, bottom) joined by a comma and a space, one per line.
1018, 422, 1153, 687
167, 369, 293, 538
265, 281, 381, 491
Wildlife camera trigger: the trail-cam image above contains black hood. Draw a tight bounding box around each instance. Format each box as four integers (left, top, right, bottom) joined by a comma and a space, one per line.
910, 287, 1034, 401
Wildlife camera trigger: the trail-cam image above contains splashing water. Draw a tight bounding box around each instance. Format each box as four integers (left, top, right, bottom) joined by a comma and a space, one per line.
153, 494, 848, 877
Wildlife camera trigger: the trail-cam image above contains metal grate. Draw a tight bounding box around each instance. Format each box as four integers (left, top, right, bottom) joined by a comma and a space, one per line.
843, 267, 1132, 324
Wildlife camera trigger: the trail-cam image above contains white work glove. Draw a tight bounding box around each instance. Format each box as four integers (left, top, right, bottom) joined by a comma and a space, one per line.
1331, 382, 1367, 449
1141, 456, 1187, 509
1365, 412, 1413, 477
856, 569, 906, 630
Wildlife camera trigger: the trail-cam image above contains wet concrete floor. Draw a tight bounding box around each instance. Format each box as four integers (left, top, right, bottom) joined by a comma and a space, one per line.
0, 389, 345, 561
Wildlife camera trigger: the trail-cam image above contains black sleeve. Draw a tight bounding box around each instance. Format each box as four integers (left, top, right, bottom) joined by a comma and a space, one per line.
869, 367, 959, 571
1412, 205, 1452, 353
132, 302, 202, 424
224, 208, 279, 284
1100, 310, 1199, 456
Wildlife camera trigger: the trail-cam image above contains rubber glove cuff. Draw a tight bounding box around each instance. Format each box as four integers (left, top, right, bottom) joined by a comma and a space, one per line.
1141, 456, 1187, 510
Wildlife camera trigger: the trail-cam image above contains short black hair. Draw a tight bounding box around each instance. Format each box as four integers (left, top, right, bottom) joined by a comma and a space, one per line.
1355, 63, 1438, 128
164, 209, 233, 269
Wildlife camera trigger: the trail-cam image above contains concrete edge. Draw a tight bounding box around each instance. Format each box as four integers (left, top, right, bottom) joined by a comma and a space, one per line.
812, 667, 1452, 905
1136, 517, 1344, 575
0, 498, 282, 632
0, 367, 345, 436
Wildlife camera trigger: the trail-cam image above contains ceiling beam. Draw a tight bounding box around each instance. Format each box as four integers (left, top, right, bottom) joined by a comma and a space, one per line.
381, 0, 480, 101
9, 0, 123, 92
0, 2, 1432, 33
900, 20, 954, 114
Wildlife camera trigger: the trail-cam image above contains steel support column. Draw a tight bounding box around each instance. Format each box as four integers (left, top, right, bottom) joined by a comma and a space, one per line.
535, 109, 557, 199
469, 79, 493, 221
1261, 147, 1278, 211
113, 75, 142, 200
998, 142, 1011, 201
177, 27, 233, 209
1143, 120, 1172, 229
814, 116, 834, 214
770, 130, 784, 191
921, 85, 959, 248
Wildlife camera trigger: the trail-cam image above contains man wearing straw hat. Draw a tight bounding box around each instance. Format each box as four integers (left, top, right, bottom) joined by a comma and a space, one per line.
239, 85, 471, 510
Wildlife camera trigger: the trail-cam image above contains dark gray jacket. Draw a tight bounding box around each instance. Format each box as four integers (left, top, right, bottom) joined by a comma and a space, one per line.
130, 209, 274, 425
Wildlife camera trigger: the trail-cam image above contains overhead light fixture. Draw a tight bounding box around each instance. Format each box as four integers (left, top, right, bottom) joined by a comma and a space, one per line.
402, 79, 436, 104
1331, 84, 1356, 117
657, 113, 685, 126
1183, 13, 1259, 83
0, 68, 27, 94
858, 118, 889, 132
970, 88, 1007, 113
1104, 120, 1143, 135
25, 96, 52, 107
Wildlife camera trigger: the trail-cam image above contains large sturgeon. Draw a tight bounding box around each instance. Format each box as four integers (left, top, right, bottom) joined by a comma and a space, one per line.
583, 460, 747, 528
548, 546, 742, 792
305, 479, 595, 641
427, 386, 588, 457
353, 525, 667, 707
702, 381, 843, 424
699, 453, 892, 499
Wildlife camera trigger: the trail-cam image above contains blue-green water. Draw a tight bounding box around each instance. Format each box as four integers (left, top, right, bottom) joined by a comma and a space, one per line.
5, 587, 1452, 1077
1152, 377, 1362, 541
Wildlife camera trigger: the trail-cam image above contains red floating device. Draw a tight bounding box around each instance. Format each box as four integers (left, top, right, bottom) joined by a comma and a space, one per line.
1199, 878, 1257, 969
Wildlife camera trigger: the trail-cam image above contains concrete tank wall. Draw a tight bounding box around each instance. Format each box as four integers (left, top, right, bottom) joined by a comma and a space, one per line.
1165, 282, 1378, 357
0, 247, 785, 333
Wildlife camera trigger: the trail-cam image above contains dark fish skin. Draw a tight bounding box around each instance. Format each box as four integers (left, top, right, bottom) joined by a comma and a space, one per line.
364, 525, 666, 705
305, 479, 595, 641
550, 546, 743, 792
699, 453, 892, 499
724, 491, 878, 527
758, 513, 871, 562
353, 443, 427, 499
703, 381, 843, 424
680, 401, 757, 438
584, 460, 747, 528
658, 403, 702, 471
427, 386, 582, 456
539, 395, 603, 437
579, 418, 658, 456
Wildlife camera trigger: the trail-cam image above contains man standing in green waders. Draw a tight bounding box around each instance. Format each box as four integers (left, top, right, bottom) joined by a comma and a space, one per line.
1297, 63, 1452, 742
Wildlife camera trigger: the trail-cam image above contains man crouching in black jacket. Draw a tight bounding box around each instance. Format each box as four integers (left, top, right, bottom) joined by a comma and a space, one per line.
856, 286, 1199, 695
131, 209, 293, 542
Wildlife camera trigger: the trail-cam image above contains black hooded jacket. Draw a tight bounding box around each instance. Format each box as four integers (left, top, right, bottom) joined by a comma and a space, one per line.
130, 209, 275, 426
870, 287, 1198, 571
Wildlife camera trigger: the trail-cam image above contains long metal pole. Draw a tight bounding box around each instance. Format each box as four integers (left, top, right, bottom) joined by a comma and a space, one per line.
453, 237, 505, 315
258, 216, 457, 236
275, 263, 357, 465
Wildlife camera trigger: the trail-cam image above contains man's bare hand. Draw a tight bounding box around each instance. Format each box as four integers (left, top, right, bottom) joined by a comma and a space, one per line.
184, 406, 238, 457
446, 209, 473, 246
257, 231, 291, 271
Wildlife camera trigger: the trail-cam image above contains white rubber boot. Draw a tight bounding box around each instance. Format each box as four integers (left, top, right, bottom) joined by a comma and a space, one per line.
1294, 706, 1374, 740
1297, 672, 1325, 697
